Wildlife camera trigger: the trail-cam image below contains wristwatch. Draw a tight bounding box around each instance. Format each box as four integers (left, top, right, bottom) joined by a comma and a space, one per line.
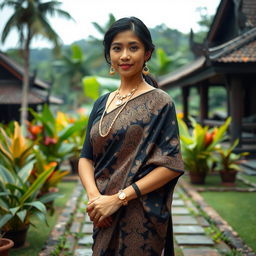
118, 190, 128, 206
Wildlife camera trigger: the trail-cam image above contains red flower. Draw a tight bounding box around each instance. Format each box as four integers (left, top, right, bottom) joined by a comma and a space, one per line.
44, 136, 58, 145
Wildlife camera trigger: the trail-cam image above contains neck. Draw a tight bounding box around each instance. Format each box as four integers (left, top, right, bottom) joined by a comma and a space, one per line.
118, 75, 144, 94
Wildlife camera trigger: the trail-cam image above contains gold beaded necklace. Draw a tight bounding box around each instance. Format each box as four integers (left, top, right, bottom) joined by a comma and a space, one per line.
99, 86, 138, 137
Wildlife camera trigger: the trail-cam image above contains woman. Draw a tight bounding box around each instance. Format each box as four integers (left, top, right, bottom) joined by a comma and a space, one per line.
78, 17, 184, 256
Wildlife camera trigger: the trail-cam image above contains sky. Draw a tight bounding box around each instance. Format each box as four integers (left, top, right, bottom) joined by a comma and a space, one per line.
0, 0, 221, 50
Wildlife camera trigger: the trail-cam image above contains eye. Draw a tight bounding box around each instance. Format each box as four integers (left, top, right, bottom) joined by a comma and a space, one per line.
112, 46, 121, 51
130, 45, 139, 51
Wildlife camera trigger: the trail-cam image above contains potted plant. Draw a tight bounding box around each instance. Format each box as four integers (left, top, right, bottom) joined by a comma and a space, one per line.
0, 232, 14, 256
177, 116, 231, 184
213, 139, 249, 185
0, 122, 58, 247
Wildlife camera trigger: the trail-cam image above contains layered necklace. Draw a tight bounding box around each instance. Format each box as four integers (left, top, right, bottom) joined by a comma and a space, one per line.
99, 85, 138, 137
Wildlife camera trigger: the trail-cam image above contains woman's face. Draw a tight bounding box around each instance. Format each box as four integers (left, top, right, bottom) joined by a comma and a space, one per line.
109, 30, 151, 78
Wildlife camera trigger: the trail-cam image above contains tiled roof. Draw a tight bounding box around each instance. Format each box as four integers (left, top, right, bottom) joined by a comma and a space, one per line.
216, 40, 256, 63
0, 52, 49, 89
209, 27, 256, 63
0, 84, 44, 104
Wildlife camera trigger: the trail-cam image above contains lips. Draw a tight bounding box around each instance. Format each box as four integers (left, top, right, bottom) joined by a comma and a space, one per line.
119, 64, 133, 70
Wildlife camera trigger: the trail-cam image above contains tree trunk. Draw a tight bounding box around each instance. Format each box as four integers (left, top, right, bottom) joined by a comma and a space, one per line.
20, 32, 31, 127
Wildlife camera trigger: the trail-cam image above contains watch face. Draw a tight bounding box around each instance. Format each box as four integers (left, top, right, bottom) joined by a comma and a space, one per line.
119, 192, 126, 200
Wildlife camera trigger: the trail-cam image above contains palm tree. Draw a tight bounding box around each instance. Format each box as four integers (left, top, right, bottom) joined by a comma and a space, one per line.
90, 13, 116, 41
0, 0, 73, 126
53, 44, 90, 109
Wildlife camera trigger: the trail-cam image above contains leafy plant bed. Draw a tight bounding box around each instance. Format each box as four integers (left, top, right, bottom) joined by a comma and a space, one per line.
9, 181, 77, 256
183, 173, 251, 190
201, 191, 256, 253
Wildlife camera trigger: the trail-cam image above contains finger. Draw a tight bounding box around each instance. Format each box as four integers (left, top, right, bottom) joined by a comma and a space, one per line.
87, 203, 95, 212
96, 220, 106, 228
93, 212, 101, 225
88, 196, 100, 205
89, 209, 97, 221
98, 215, 107, 224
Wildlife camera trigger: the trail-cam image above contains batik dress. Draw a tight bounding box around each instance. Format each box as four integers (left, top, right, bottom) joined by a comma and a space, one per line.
80, 88, 184, 256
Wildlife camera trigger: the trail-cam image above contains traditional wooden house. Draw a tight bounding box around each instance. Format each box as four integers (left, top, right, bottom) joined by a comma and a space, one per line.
160, 0, 256, 152
0, 52, 62, 123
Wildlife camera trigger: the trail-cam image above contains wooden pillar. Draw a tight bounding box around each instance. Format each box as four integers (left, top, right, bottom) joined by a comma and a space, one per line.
229, 76, 244, 144
199, 84, 209, 124
182, 87, 189, 122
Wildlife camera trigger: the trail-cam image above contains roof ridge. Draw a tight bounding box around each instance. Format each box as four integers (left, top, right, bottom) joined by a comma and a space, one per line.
209, 27, 256, 60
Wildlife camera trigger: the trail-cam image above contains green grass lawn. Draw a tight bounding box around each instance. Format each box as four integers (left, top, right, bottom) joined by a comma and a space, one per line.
201, 191, 256, 252
239, 173, 256, 184
10, 181, 77, 256
183, 173, 249, 188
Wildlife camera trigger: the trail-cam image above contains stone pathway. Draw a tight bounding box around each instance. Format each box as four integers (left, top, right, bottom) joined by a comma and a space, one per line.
39, 179, 233, 255
71, 185, 223, 256
172, 189, 221, 256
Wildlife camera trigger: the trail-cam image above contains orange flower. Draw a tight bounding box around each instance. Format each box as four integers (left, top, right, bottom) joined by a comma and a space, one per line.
29, 125, 43, 135
45, 161, 57, 170
177, 112, 184, 119
204, 131, 213, 146
68, 117, 75, 123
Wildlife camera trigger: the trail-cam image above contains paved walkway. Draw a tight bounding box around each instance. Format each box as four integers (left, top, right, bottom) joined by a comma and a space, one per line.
68, 183, 224, 256
39, 179, 230, 255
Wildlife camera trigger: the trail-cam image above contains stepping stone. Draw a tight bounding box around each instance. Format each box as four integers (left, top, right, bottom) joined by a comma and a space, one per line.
78, 235, 93, 245
173, 215, 198, 225
175, 235, 214, 246
84, 214, 92, 223
172, 199, 185, 206
82, 223, 94, 233
172, 207, 190, 215
70, 222, 80, 233
75, 248, 93, 256
182, 247, 220, 256
173, 225, 205, 234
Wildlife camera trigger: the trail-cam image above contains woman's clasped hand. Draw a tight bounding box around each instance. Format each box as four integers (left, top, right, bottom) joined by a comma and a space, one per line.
86, 194, 122, 228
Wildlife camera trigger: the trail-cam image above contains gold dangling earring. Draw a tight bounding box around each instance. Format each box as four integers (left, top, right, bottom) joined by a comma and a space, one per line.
109, 66, 115, 75
142, 64, 149, 75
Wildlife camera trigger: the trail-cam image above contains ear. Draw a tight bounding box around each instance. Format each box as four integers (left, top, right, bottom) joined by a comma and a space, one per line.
144, 50, 151, 62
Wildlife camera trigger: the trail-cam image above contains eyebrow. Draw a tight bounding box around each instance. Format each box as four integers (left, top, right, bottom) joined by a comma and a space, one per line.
111, 41, 139, 46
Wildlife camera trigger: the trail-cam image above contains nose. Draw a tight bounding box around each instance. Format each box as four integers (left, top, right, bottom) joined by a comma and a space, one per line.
120, 48, 130, 61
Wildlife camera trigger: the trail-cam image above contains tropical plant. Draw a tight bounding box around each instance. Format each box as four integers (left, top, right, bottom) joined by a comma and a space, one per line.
0, 160, 56, 235
149, 48, 188, 76
213, 139, 249, 172
82, 75, 119, 102
0, 0, 73, 125
0, 122, 35, 170
53, 44, 90, 108
31, 149, 69, 194
177, 116, 231, 183
90, 13, 116, 41
28, 104, 85, 164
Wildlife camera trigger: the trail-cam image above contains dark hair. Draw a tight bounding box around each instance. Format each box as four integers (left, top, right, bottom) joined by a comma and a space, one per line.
103, 17, 158, 88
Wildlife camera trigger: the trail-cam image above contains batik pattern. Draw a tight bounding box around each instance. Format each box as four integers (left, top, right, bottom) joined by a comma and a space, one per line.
80, 88, 184, 256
